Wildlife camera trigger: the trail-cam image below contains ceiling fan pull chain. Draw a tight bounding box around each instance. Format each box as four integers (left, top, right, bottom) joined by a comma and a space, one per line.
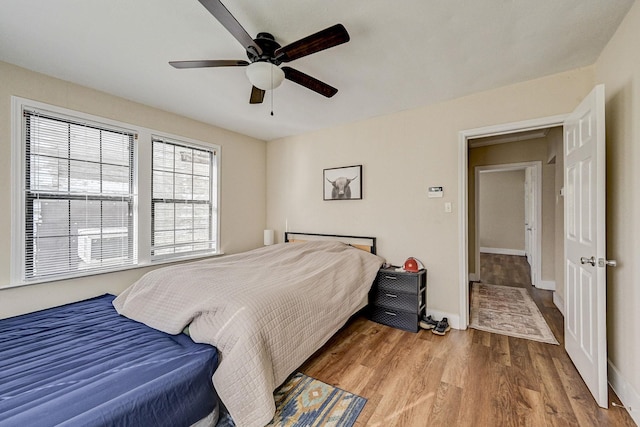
270, 65, 275, 116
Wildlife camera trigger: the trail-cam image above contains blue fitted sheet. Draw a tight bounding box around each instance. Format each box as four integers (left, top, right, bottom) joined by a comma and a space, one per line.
0, 294, 219, 427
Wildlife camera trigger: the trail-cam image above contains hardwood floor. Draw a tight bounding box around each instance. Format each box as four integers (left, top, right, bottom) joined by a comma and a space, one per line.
298, 255, 635, 426
479, 253, 533, 287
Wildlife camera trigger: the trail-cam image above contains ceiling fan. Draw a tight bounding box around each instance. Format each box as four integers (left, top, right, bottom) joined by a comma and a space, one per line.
170, 0, 350, 104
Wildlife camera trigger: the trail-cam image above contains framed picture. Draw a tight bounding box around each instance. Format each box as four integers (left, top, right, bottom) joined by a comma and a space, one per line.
323, 165, 362, 200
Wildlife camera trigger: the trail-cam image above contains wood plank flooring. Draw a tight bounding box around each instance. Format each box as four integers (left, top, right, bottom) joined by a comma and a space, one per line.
298, 255, 635, 426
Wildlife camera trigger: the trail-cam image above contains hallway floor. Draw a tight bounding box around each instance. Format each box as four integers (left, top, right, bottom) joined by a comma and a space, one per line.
478, 253, 564, 344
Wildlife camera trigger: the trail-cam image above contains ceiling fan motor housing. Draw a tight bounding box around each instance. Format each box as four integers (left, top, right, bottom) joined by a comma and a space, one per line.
247, 32, 282, 65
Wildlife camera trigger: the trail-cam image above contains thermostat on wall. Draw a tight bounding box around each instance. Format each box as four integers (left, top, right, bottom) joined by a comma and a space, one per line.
428, 186, 443, 198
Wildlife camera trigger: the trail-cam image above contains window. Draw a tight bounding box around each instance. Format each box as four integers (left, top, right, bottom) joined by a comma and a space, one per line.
22, 108, 135, 281
151, 137, 217, 258
11, 98, 221, 287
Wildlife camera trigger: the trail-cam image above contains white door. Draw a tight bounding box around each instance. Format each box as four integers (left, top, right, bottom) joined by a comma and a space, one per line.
524, 167, 537, 285
564, 84, 609, 407
524, 168, 532, 264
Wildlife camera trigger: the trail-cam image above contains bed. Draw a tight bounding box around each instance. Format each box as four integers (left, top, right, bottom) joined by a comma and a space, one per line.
0, 233, 382, 427
114, 233, 383, 427
0, 294, 220, 427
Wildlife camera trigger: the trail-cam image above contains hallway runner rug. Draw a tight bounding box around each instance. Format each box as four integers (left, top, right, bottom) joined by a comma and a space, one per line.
470, 283, 559, 345
216, 372, 367, 426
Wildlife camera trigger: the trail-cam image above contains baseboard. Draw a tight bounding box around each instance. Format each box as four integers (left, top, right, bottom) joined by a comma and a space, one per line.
537, 280, 556, 291
553, 292, 565, 316
480, 247, 526, 256
469, 273, 479, 282
426, 309, 461, 330
608, 359, 639, 424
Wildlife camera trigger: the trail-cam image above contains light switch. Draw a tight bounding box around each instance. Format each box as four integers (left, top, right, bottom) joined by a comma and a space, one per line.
445, 202, 452, 213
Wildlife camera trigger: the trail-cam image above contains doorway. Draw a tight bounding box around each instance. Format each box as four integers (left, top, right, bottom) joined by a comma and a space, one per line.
458, 85, 609, 408
467, 135, 561, 346
473, 162, 542, 288
457, 114, 566, 329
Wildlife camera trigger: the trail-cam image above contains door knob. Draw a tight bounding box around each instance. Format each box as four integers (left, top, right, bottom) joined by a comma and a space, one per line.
598, 258, 617, 267
580, 256, 596, 266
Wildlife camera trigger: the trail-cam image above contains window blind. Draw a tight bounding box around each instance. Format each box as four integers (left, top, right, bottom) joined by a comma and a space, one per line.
151, 138, 217, 258
23, 109, 136, 281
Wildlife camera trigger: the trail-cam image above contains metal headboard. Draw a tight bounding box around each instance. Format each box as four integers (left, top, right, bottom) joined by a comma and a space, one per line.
284, 232, 377, 255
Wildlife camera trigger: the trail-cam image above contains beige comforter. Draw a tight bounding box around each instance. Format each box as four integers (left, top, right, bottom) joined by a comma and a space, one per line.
113, 240, 383, 427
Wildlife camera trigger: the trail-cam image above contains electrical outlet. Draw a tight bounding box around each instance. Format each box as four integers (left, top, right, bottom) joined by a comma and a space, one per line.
445, 202, 452, 213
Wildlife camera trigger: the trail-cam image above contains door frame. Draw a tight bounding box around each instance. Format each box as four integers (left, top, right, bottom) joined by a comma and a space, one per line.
458, 114, 566, 328
474, 161, 542, 287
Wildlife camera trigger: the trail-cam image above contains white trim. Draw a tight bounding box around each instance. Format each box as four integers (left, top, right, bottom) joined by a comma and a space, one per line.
553, 292, 565, 316
480, 247, 526, 256
425, 309, 461, 330
468, 273, 479, 282
458, 114, 568, 329
468, 128, 550, 148
10, 97, 25, 285
537, 280, 556, 291
608, 359, 639, 424
458, 126, 470, 329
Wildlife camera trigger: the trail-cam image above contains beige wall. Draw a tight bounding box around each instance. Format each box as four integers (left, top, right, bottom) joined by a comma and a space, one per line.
594, 0, 640, 412
478, 170, 525, 251
468, 136, 558, 283
0, 61, 267, 318
267, 67, 594, 323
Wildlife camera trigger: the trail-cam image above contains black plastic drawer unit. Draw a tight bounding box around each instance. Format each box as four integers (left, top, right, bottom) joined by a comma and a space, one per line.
368, 268, 427, 333
370, 306, 419, 333
371, 288, 423, 312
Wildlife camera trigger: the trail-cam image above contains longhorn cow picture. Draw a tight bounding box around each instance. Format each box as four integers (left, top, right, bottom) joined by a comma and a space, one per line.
323, 165, 362, 200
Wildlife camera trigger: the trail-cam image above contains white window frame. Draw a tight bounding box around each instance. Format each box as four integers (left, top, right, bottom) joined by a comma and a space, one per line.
9, 97, 221, 288
150, 135, 219, 260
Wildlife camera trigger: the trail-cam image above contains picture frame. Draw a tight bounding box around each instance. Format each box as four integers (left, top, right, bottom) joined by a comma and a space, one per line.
323, 165, 362, 201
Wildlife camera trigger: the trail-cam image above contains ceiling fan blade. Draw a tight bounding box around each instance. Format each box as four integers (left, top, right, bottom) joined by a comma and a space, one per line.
169, 60, 249, 69
275, 24, 350, 63
197, 0, 262, 56
282, 67, 338, 98
249, 86, 265, 104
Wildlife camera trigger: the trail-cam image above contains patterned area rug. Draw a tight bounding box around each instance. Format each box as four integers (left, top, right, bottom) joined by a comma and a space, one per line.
470, 283, 559, 345
216, 372, 367, 427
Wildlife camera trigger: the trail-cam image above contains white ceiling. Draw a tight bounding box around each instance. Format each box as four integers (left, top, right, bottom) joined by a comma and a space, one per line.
0, 0, 634, 141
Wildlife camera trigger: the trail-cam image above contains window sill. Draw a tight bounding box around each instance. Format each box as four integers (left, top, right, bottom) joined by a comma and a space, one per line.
3, 251, 225, 290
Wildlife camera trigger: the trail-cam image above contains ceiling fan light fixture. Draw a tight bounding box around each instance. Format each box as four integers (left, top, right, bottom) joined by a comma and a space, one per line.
246, 61, 285, 91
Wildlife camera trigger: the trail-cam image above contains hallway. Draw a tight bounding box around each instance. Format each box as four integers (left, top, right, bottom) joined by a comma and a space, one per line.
478, 252, 564, 344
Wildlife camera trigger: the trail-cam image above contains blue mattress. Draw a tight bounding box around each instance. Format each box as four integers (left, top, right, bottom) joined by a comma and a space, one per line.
0, 294, 219, 427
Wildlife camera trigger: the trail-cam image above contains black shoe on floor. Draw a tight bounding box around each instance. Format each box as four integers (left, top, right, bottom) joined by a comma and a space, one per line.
432, 317, 451, 336
419, 315, 439, 330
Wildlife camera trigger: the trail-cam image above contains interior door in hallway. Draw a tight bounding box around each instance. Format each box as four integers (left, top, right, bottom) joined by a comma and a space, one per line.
564, 84, 608, 408
524, 166, 537, 285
